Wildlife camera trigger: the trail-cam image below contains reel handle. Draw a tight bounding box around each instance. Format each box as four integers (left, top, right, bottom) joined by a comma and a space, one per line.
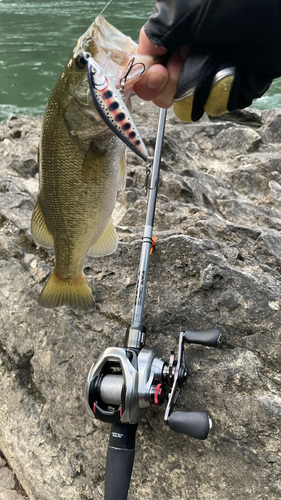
168, 411, 211, 440
104, 423, 138, 500
184, 328, 221, 347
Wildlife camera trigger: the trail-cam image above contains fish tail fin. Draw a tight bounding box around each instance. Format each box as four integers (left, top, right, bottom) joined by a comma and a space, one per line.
38, 270, 94, 311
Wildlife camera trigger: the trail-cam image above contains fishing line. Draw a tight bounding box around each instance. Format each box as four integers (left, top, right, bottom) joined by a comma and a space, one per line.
99, 0, 114, 16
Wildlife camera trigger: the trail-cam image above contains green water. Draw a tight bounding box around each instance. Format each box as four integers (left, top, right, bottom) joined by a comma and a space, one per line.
0, 0, 280, 121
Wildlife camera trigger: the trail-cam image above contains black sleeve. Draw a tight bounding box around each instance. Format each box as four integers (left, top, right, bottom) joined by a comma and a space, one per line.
145, 0, 281, 117
145, 0, 281, 78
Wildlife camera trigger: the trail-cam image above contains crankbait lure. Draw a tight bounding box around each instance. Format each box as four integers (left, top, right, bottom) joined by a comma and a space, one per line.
86, 52, 148, 162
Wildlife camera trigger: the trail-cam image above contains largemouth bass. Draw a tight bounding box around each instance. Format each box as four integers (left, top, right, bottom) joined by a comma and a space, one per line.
31, 16, 152, 311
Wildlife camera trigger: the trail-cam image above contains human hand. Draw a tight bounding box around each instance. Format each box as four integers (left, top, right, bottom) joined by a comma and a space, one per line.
134, 0, 281, 121
133, 27, 190, 109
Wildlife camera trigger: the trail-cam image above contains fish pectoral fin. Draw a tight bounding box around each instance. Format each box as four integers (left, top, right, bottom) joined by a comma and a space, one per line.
118, 150, 127, 191
89, 219, 118, 257
31, 202, 54, 248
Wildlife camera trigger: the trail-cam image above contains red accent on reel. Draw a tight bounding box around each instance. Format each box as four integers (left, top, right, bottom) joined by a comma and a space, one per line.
154, 384, 163, 406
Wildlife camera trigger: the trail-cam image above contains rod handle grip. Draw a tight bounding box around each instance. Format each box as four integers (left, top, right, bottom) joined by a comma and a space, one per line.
104, 423, 137, 500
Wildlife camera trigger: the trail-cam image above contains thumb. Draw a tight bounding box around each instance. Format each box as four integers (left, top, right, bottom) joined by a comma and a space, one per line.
134, 27, 169, 101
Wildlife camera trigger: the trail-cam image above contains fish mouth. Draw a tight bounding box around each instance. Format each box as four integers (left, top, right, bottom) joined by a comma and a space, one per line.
73, 15, 154, 91
79, 15, 137, 58
73, 15, 138, 88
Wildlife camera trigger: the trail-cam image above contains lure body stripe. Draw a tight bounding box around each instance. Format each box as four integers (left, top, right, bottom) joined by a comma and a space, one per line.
87, 58, 148, 162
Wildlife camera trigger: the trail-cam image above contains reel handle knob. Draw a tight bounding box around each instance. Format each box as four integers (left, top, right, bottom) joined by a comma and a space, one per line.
168, 411, 211, 440
184, 328, 221, 347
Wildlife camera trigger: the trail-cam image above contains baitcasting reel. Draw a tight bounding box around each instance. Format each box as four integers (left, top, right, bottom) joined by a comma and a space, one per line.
85, 327, 220, 438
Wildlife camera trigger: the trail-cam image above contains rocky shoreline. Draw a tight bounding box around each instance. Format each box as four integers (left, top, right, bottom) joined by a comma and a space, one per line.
0, 451, 29, 500
1, 99, 281, 499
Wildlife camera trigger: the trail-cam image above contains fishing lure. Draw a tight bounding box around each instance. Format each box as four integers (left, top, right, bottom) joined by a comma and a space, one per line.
85, 52, 148, 162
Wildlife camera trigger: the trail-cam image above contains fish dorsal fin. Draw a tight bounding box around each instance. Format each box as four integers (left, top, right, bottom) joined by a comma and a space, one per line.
31, 202, 54, 248
118, 150, 127, 191
88, 219, 118, 257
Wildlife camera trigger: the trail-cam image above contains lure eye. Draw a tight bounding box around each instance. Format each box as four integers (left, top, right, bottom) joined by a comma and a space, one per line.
75, 52, 90, 70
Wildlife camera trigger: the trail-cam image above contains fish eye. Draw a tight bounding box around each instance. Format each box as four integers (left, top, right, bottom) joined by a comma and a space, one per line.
75, 52, 90, 70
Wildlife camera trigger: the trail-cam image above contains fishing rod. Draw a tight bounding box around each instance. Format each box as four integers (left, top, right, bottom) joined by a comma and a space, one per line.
85, 107, 221, 500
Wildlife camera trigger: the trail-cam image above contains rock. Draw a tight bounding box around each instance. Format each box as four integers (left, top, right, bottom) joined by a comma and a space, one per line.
210, 107, 263, 127
0, 492, 26, 500
10, 158, 38, 179
0, 467, 16, 490
261, 109, 281, 143
269, 180, 281, 201
1, 101, 281, 500
213, 126, 262, 154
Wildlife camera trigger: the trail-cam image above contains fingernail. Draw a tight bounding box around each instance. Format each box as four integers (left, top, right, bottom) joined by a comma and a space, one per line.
147, 72, 166, 89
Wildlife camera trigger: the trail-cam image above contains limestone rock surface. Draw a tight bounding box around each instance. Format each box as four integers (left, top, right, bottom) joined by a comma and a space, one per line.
0, 101, 281, 499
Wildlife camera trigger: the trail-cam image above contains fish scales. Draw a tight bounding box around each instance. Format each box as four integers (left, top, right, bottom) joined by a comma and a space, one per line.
31, 16, 153, 311
40, 95, 123, 273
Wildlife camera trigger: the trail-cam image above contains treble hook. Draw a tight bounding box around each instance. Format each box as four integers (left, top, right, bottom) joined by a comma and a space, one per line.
133, 158, 153, 194
144, 160, 152, 195
120, 57, 146, 97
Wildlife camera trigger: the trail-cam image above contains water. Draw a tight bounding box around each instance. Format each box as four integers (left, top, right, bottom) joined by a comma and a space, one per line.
0, 0, 155, 120
0, 0, 280, 121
